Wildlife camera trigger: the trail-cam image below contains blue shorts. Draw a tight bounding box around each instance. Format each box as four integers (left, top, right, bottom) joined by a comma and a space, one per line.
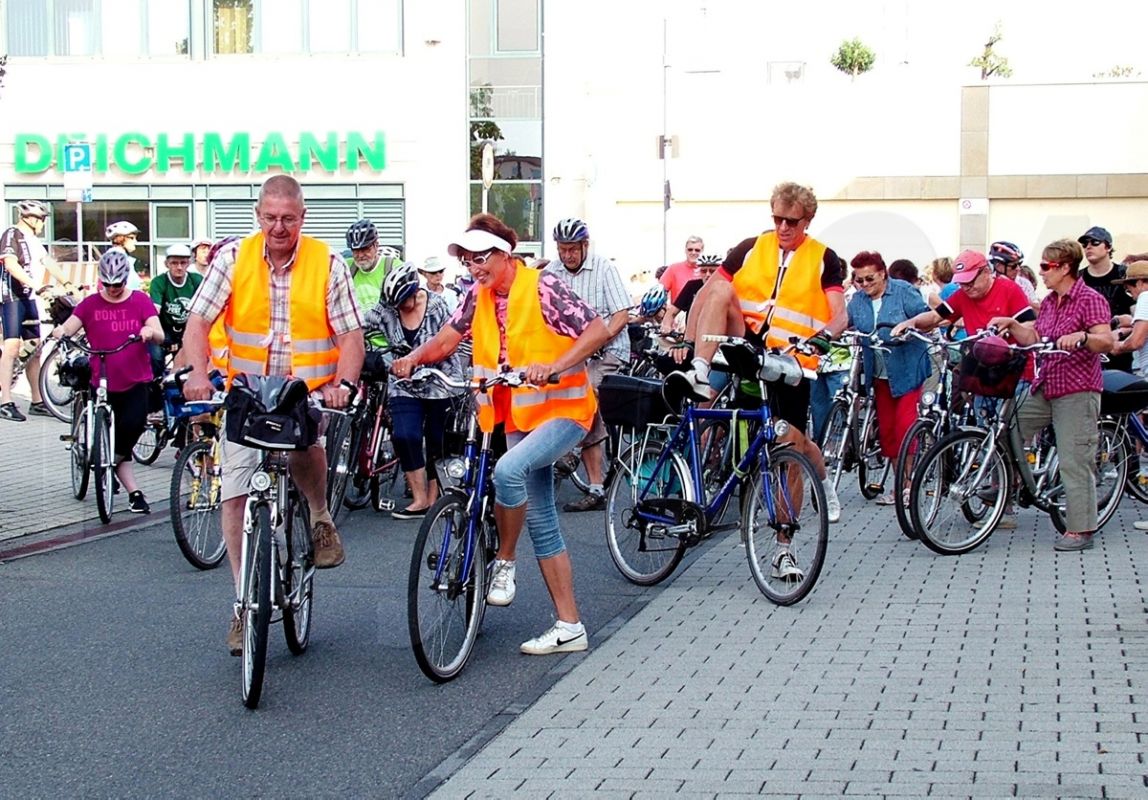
1, 297, 40, 341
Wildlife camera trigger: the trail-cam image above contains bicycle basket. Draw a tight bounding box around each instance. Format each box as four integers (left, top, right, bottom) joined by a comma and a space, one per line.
57, 354, 91, 388
49, 294, 79, 326
224, 374, 319, 451
956, 341, 1026, 399
598, 374, 673, 428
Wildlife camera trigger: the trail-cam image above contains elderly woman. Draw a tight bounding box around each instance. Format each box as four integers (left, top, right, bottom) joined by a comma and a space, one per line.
392, 213, 610, 655
846, 251, 932, 506
990, 239, 1113, 551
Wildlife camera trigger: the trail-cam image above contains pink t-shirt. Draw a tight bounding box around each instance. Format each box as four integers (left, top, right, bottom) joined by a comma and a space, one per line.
72, 290, 155, 392
659, 260, 699, 304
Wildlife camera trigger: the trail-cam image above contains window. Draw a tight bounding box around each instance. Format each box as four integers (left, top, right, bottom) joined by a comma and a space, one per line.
5, 0, 190, 58
154, 205, 191, 240
495, 0, 538, 53
146, 0, 191, 56
213, 0, 254, 54
209, 0, 402, 56
5, 0, 98, 57
309, 0, 350, 53
469, 183, 541, 247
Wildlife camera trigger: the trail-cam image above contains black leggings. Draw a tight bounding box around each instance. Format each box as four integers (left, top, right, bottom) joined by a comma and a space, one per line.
107, 383, 150, 460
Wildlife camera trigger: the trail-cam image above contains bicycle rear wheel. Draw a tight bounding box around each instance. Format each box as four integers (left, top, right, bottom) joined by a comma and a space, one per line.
325, 413, 354, 524
818, 399, 850, 491
408, 492, 486, 682
132, 421, 164, 465
1047, 417, 1127, 534
70, 402, 90, 500
242, 504, 273, 709
911, 430, 1008, 555
604, 443, 691, 586
894, 418, 937, 540
283, 495, 314, 654
39, 343, 75, 423
93, 408, 115, 524
743, 448, 828, 605
170, 440, 226, 570
857, 406, 889, 499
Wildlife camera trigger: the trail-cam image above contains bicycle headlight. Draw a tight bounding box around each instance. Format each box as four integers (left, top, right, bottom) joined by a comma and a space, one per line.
773, 419, 791, 438
436, 457, 466, 490
919, 390, 937, 410
251, 471, 272, 492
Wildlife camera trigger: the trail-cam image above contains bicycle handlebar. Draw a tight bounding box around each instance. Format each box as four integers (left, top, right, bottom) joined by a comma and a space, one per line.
62, 334, 142, 357
397, 366, 559, 392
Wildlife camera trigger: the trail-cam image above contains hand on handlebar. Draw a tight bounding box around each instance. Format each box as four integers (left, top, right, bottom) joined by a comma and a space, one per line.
321, 379, 355, 410
390, 355, 416, 379
523, 362, 557, 386
182, 370, 215, 402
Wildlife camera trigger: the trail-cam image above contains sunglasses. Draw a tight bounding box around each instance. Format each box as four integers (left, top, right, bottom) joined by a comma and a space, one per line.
1082, 238, 1107, 248
1039, 261, 1064, 272
686, 247, 702, 253
854, 274, 882, 286
103, 282, 127, 289
773, 214, 805, 229
459, 250, 497, 267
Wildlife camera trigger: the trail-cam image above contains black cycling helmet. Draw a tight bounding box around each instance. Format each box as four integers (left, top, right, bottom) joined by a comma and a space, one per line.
553, 218, 589, 243
346, 219, 378, 250
988, 241, 1024, 266
382, 261, 420, 307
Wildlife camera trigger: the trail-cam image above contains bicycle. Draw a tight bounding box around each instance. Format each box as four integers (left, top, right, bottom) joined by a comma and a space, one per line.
1098, 371, 1148, 507
338, 344, 406, 514
227, 374, 352, 708
605, 335, 829, 605
909, 337, 1127, 555
168, 374, 227, 570
405, 367, 532, 683
58, 335, 144, 524
31, 289, 88, 423
817, 329, 891, 500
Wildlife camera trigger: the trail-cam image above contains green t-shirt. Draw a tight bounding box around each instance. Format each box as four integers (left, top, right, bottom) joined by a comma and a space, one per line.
149, 271, 204, 342
352, 254, 401, 347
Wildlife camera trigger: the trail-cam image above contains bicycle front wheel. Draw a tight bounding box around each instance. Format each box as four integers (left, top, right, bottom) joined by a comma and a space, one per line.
743, 448, 828, 605
604, 443, 691, 586
818, 399, 850, 491
39, 343, 75, 423
132, 421, 164, 465
93, 407, 115, 524
170, 440, 226, 570
407, 493, 486, 683
910, 430, 1008, 555
242, 504, 273, 709
894, 418, 937, 540
857, 406, 889, 500
283, 495, 314, 654
70, 402, 90, 500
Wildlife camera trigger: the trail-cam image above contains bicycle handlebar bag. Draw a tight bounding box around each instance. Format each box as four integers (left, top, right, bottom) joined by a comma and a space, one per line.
224, 374, 320, 451
57, 354, 91, 388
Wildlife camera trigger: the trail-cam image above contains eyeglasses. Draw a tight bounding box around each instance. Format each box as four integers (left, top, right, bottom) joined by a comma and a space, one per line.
773, 214, 805, 229
258, 214, 302, 229
459, 250, 497, 267
854, 274, 882, 286
1082, 238, 1107, 248
1039, 261, 1064, 272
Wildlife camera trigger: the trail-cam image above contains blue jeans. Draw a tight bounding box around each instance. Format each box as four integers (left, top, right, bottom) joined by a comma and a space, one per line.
494, 417, 587, 559
809, 370, 848, 443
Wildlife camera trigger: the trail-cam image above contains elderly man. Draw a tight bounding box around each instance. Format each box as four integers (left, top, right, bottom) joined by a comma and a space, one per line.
149, 243, 204, 371
182, 175, 365, 655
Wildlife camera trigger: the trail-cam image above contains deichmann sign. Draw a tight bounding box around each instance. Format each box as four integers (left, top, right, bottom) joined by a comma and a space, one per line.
13, 131, 386, 175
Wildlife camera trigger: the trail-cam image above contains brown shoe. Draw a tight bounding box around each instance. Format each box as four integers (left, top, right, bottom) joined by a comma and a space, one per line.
312, 520, 346, 569
563, 491, 606, 513
227, 616, 243, 657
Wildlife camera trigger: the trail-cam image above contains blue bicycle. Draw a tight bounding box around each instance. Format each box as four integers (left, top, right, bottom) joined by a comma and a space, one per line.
604, 337, 829, 605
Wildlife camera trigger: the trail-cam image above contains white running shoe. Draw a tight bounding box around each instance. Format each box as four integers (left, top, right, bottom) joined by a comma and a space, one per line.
822, 478, 841, 523
771, 548, 805, 580
520, 621, 588, 655
666, 369, 716, 402
487, 559, 516, 606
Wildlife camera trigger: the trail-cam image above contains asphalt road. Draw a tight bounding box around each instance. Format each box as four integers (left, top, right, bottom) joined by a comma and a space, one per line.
0, 481, 686, 799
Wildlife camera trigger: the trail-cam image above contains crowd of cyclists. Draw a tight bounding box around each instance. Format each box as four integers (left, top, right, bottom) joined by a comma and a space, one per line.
5, 176, 1148, 662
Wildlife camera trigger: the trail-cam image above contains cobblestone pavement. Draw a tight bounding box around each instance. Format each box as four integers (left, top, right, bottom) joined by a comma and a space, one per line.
432, 488, 1148, 798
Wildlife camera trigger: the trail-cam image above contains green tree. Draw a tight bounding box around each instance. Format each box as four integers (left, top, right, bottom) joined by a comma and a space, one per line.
0, 54, 8, 95
469, 84, 504, 180
969, 22, 1013, 80
830, 38, 876, 81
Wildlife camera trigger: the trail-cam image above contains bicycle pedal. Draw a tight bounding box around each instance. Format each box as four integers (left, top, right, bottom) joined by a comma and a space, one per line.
377, 499, 396, 512
866, 484, 884, 493
60, 434, 74, 443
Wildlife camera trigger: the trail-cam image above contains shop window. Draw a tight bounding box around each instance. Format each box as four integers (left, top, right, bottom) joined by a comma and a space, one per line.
5, 0, 98, 57
213, 0, 254, 54
209, 0, 401, 56
309, 0, 351, 53
469, 182, 541, 245
146, 0, 191, 56
155, 205, 191, 240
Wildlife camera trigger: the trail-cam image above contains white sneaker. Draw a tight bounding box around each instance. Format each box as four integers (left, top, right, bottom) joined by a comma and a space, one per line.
520, 621, 588, 655
667, 369, 716, 402
1134, 520, 1148, 532
822, 479, 841, 523
771, 548, 805, 580
487, 559, 516, 606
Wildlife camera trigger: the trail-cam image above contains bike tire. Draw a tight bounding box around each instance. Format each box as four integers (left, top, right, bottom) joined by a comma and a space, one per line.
910, 430, 1008, 555
242, 504, 273, 709
743, 448, 828, 605
132, 422, 164, 465
170, 440, 226, 570
604, 443, 691, 586
93, 407, 115, 524
857, 406, 889, 500
324, 413, 353, 524
283, 494, 314, 654
697, 418, 737, 525
894, 418, 937, 540
1047, 417, 1127, 535
70, 402, 90, 500
369, 437, 401, 513
39, 343, 75, 423
818, 399, 851, 491
407, 492, 486, 682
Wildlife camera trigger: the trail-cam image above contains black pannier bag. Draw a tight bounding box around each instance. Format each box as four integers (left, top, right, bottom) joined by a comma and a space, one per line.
224, 374, 320, 451
598, 373, 673, 428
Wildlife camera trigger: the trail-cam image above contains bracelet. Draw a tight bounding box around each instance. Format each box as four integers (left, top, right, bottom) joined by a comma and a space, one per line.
1079, 332, 1088, 350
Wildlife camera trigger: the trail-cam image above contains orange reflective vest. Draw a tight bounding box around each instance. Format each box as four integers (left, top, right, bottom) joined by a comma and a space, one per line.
730, 232, 832, 372
220, 233, 338, 391
471, 266, 596, 433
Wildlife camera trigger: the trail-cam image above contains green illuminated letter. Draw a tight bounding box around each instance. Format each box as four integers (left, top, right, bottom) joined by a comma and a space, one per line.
14, 134, 53, 172
202, 132, 250, 173
298, 132, 339, 172
346, 131, 386, 171
254, 132, 297, 172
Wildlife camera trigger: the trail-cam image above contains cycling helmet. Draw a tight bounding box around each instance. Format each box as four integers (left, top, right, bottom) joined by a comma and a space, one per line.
98, 249, 133, 286
345, 219, 378, 250
988, 241, 1024, 266
105, 220, 139, 240
971, 334, 1013, 366
552, 218, 590, 243
381, 261, 420, 307
697, 253, 723, 267
17, 199, 49, 219
639, 285, 668, 317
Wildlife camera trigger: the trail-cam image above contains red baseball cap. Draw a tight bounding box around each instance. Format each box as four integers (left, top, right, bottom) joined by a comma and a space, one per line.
952, 250, 989, 283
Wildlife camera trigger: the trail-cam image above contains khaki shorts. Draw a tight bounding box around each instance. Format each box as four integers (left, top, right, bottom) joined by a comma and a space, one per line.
219, 410, 327, 502
583, 353, 626, 447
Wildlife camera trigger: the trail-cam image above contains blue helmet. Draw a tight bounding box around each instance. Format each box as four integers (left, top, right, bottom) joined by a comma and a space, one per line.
639, 285, 668, 317
552, 218, 589, 243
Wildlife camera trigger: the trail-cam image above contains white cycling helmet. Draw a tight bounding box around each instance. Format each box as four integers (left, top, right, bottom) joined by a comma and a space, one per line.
17, 199, 50, 219
98, 250, 134, 285
105, 220, 139, 240
381, 261, 421, 307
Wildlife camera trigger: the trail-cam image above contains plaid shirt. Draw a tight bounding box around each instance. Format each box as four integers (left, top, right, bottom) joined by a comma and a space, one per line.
542, 253, 631, 362
189, 234, 361, 376
1031, 278, 1110, 400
